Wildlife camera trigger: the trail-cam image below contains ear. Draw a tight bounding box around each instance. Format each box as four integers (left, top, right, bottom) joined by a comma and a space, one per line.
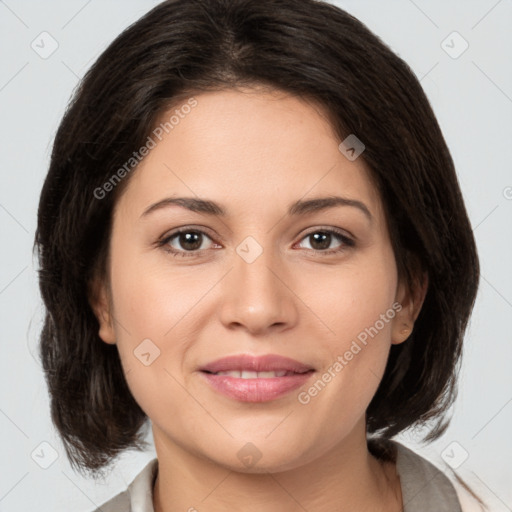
391, 270, 428, 345
88, 277, 116, 345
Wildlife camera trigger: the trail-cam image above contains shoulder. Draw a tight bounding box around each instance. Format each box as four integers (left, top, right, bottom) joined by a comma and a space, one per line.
92, 490, 131, 512
392, 440, 463, 512
89, 457, 158, 512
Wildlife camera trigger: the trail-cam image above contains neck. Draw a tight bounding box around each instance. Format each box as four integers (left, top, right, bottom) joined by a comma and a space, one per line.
152, 421, 402, 512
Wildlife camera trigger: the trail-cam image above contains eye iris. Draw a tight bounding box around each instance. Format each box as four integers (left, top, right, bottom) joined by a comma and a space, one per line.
179, 232, 202, 251
310, 232, 331, 250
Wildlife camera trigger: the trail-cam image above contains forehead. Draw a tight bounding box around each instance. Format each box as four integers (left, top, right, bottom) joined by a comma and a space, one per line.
116, 87, 383, 224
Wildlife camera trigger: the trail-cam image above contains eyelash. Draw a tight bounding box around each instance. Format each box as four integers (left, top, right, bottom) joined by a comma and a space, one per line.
157, 227, 355, 258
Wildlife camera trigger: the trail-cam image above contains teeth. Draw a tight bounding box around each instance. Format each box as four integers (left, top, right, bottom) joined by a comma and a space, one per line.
241, 371, 259, 379
216, 370, 243, 378
258, 371, 286, 378
215, 370, 289, 378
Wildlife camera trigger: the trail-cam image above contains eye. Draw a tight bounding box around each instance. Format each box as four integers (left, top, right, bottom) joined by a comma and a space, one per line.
159, 228, 217, 257
296, 228, 355, 255
158, 226, 355, 258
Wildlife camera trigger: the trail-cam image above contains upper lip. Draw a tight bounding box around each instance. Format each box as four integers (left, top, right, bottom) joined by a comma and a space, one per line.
200, 354, 314, 374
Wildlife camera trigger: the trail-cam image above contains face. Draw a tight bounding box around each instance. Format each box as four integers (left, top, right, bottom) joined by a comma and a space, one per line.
93, 87, 421, 473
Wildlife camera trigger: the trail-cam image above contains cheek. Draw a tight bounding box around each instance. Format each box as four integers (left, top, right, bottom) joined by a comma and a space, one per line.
106, 250, 222, 406
106, 265, 195, 421
304, 253, 398, 349
109, 251, 210, 343
298, 251, 398, 407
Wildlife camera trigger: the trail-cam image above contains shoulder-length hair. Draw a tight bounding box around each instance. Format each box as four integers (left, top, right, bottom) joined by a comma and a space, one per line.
35, 0, 479, 477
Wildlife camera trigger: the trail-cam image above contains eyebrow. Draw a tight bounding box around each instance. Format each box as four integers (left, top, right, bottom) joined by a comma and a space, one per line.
141, 195, 373, 223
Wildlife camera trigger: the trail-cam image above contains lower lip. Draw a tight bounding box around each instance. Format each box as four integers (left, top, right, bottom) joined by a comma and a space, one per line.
200, 371, 314, 402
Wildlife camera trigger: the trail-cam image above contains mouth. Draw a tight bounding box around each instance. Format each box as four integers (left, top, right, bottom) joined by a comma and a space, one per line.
205, 370, 307, 378
200, 353, 314, 374
199, 354, 315, 402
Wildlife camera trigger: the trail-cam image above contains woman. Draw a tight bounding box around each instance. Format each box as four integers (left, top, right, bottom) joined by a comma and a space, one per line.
35, 0, 483, 510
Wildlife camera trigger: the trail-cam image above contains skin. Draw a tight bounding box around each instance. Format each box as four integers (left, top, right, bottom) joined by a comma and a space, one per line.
91, 86, 427, 512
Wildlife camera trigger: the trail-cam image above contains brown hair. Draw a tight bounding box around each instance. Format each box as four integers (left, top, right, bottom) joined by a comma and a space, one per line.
35, 0, 479, 484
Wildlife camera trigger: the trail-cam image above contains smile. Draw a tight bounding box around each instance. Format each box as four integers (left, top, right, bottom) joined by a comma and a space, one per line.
212, 370, 298, 378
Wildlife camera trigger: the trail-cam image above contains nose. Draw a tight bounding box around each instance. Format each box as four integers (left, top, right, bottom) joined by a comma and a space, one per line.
218, 240, 299, 336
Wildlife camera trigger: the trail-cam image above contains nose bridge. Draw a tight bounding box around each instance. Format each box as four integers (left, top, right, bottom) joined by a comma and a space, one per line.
233, 234, 282, 302
219, 234, 296, 332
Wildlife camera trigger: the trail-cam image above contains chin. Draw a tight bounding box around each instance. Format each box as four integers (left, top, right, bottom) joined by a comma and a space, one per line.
203, 439, 320, 475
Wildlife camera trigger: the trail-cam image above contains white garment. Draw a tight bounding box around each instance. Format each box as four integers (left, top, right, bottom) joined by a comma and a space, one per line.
91, 441, 466, 511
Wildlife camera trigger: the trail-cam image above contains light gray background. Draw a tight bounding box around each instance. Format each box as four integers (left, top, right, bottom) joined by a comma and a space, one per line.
0, 0, 511, 511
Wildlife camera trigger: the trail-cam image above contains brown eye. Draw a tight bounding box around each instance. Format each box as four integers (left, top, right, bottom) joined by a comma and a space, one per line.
175, 231, 203, 251
297, 229, 355, 255
159, 229, 216, 257
308, 232, 333, 250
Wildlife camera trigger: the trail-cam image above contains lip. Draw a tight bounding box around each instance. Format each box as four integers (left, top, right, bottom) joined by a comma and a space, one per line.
199, 354, 315, 402
200, 354, 314, 374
